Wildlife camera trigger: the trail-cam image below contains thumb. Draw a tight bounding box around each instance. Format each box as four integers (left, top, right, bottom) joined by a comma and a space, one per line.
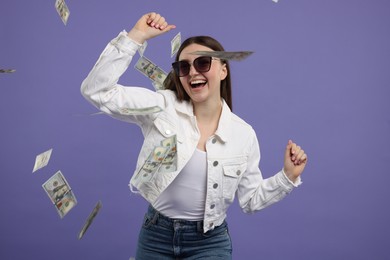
285, 139, 293, 158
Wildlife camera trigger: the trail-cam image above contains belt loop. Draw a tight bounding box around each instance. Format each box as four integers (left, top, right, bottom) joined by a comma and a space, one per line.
151, 206, 159, 225
197, 221, 203, 234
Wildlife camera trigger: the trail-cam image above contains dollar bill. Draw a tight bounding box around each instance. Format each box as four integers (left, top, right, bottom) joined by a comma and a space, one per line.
42, 170, 77, 218
55, 191, 77, 218
152, 81, 164, 91
133, 135, 178, 185
171, 32, 181, 57
78, 201, 102, 240
138, 41, 148, 57
119, 106, 162, 115
272, 0, 279, 2
159, 135, 177, 173
134, 56, 167, 87
32, 148, 53, 173
55, 0, 70, 25
0, 69, 16, 73
133, 146, 169, 185
189, 51, 254, 61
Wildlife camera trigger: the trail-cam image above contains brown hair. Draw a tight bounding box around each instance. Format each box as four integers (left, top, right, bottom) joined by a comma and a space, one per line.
164, 36, 233, 111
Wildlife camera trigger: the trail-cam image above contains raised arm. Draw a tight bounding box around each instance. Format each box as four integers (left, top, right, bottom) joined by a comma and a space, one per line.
80, 13, 175, 123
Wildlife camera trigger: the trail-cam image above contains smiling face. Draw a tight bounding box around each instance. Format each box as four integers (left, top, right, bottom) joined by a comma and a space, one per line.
178, 44, 228, 106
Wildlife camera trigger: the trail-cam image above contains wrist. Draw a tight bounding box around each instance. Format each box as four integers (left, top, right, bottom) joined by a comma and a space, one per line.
127, 28, 147, 45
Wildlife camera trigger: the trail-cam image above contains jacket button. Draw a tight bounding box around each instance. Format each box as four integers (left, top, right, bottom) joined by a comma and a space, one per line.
210, 204, 215, 209
212, 138, 217, 144
209, 222, 214, 228
236, 170, 241, 176
213, 161, 218, 167
165, 129, 172, 135
213, 183, 218, 189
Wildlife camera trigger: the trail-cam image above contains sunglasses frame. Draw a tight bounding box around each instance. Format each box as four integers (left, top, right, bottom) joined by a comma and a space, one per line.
172, 56, 219, 77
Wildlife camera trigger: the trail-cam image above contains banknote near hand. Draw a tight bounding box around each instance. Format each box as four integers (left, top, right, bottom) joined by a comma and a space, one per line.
42, 170, 77, 218
78, 201, 102, 240
189, 51, 254, 61
171, 32, 181, 57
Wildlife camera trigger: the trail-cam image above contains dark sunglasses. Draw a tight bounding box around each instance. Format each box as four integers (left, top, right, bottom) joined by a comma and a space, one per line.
172, 56, 218, 77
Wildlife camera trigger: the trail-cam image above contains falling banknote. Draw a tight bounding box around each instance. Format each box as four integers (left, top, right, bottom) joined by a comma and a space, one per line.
133, 135, 177, 185
0, 69, 16, 73
55, 0, 70, 25
78, 200, 102, 240
42, 170, 77, 218
189, 51, 254, 61
32, 148, 53, 173
134, 56, 167, 89
138, 41, 148, 57
171, 32, 181, 57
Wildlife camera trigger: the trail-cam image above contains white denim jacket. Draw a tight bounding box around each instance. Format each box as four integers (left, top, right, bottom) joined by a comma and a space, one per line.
81, 31, 301, 233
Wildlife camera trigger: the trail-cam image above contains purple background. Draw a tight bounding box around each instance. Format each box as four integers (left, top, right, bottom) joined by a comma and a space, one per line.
1, 0, 389, 259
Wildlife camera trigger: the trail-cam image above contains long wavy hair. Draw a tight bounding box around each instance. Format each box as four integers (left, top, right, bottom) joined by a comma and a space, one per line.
164, 36, 233, 111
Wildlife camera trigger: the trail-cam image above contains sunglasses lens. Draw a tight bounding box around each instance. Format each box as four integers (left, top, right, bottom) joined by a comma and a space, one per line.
172, 61, 190, 77
172, 56, 212, 77
194, 56, 212, 72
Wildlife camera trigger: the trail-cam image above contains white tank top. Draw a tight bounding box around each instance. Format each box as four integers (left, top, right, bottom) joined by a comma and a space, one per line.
152, 149, 207, 220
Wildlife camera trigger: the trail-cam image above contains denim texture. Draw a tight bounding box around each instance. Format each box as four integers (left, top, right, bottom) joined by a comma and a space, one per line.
136, 205, 232, 260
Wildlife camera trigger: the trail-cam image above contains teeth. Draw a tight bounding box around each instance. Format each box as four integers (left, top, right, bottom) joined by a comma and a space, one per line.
191, 80, 206, 85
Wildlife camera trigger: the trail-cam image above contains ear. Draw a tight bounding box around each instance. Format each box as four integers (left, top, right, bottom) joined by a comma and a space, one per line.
220, 63, 228, 81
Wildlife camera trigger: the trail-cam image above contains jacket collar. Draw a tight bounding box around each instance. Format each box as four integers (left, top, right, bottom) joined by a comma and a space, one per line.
214, 99, 231, 143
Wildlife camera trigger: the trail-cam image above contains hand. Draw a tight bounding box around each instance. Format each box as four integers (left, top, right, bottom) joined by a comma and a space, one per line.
127, 12, 176, 44
283, 140, 307, 183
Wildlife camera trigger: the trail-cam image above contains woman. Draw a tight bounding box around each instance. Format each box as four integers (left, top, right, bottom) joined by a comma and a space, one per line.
81, 12, 307, 260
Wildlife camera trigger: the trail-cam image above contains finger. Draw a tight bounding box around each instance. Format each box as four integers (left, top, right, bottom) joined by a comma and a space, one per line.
155, 16, 166, 29
146, 12, 157, 24
291, 145, 301, 161
150, 13, 162, 27
294, 149, 305, 164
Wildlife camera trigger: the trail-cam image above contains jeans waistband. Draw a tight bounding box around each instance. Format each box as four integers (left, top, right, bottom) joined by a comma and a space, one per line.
146, 205, 204, 233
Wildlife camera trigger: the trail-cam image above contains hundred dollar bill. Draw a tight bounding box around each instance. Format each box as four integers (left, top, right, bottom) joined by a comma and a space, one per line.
78, 201, 102, 240
119, 106, 162, 115
171, 32, 181, 57
189, 51, 254, 61
133, 146, 169, 185
32, 148, 53, 173
55, 0, 70, 25
134, 56, 167, 87
55, 191, 77, 218
159, 135, 177, 173
42, 170, 77, 218
133, 135, 178, 185
0, 69, 16, 73
152, 81, 164, 91
138, 41, 148, 57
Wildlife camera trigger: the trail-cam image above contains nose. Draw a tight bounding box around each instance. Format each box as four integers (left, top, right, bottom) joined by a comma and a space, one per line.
188, 62, 199, 76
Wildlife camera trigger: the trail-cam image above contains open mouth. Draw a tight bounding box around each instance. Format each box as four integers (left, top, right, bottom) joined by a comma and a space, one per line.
190, 80, 207, 89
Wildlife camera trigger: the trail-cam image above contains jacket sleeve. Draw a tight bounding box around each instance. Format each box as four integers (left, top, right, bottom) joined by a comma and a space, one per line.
80, 31, 166, 125
237, 132, 302, 213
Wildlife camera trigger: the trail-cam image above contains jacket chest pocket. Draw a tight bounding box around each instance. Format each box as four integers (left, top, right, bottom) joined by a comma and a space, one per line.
153, 116, 176, 138
222, 162, 247, 202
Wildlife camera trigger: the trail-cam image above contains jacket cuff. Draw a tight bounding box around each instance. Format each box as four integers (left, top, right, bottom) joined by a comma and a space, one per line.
110, 30, 142, 56
279, 168, 302, 191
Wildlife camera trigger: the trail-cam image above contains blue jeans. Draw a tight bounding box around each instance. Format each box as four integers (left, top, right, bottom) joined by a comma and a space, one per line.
136, 205, 232, 260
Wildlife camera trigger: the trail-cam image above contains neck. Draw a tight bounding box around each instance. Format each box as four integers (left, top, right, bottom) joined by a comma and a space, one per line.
193, 99, 222, 123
